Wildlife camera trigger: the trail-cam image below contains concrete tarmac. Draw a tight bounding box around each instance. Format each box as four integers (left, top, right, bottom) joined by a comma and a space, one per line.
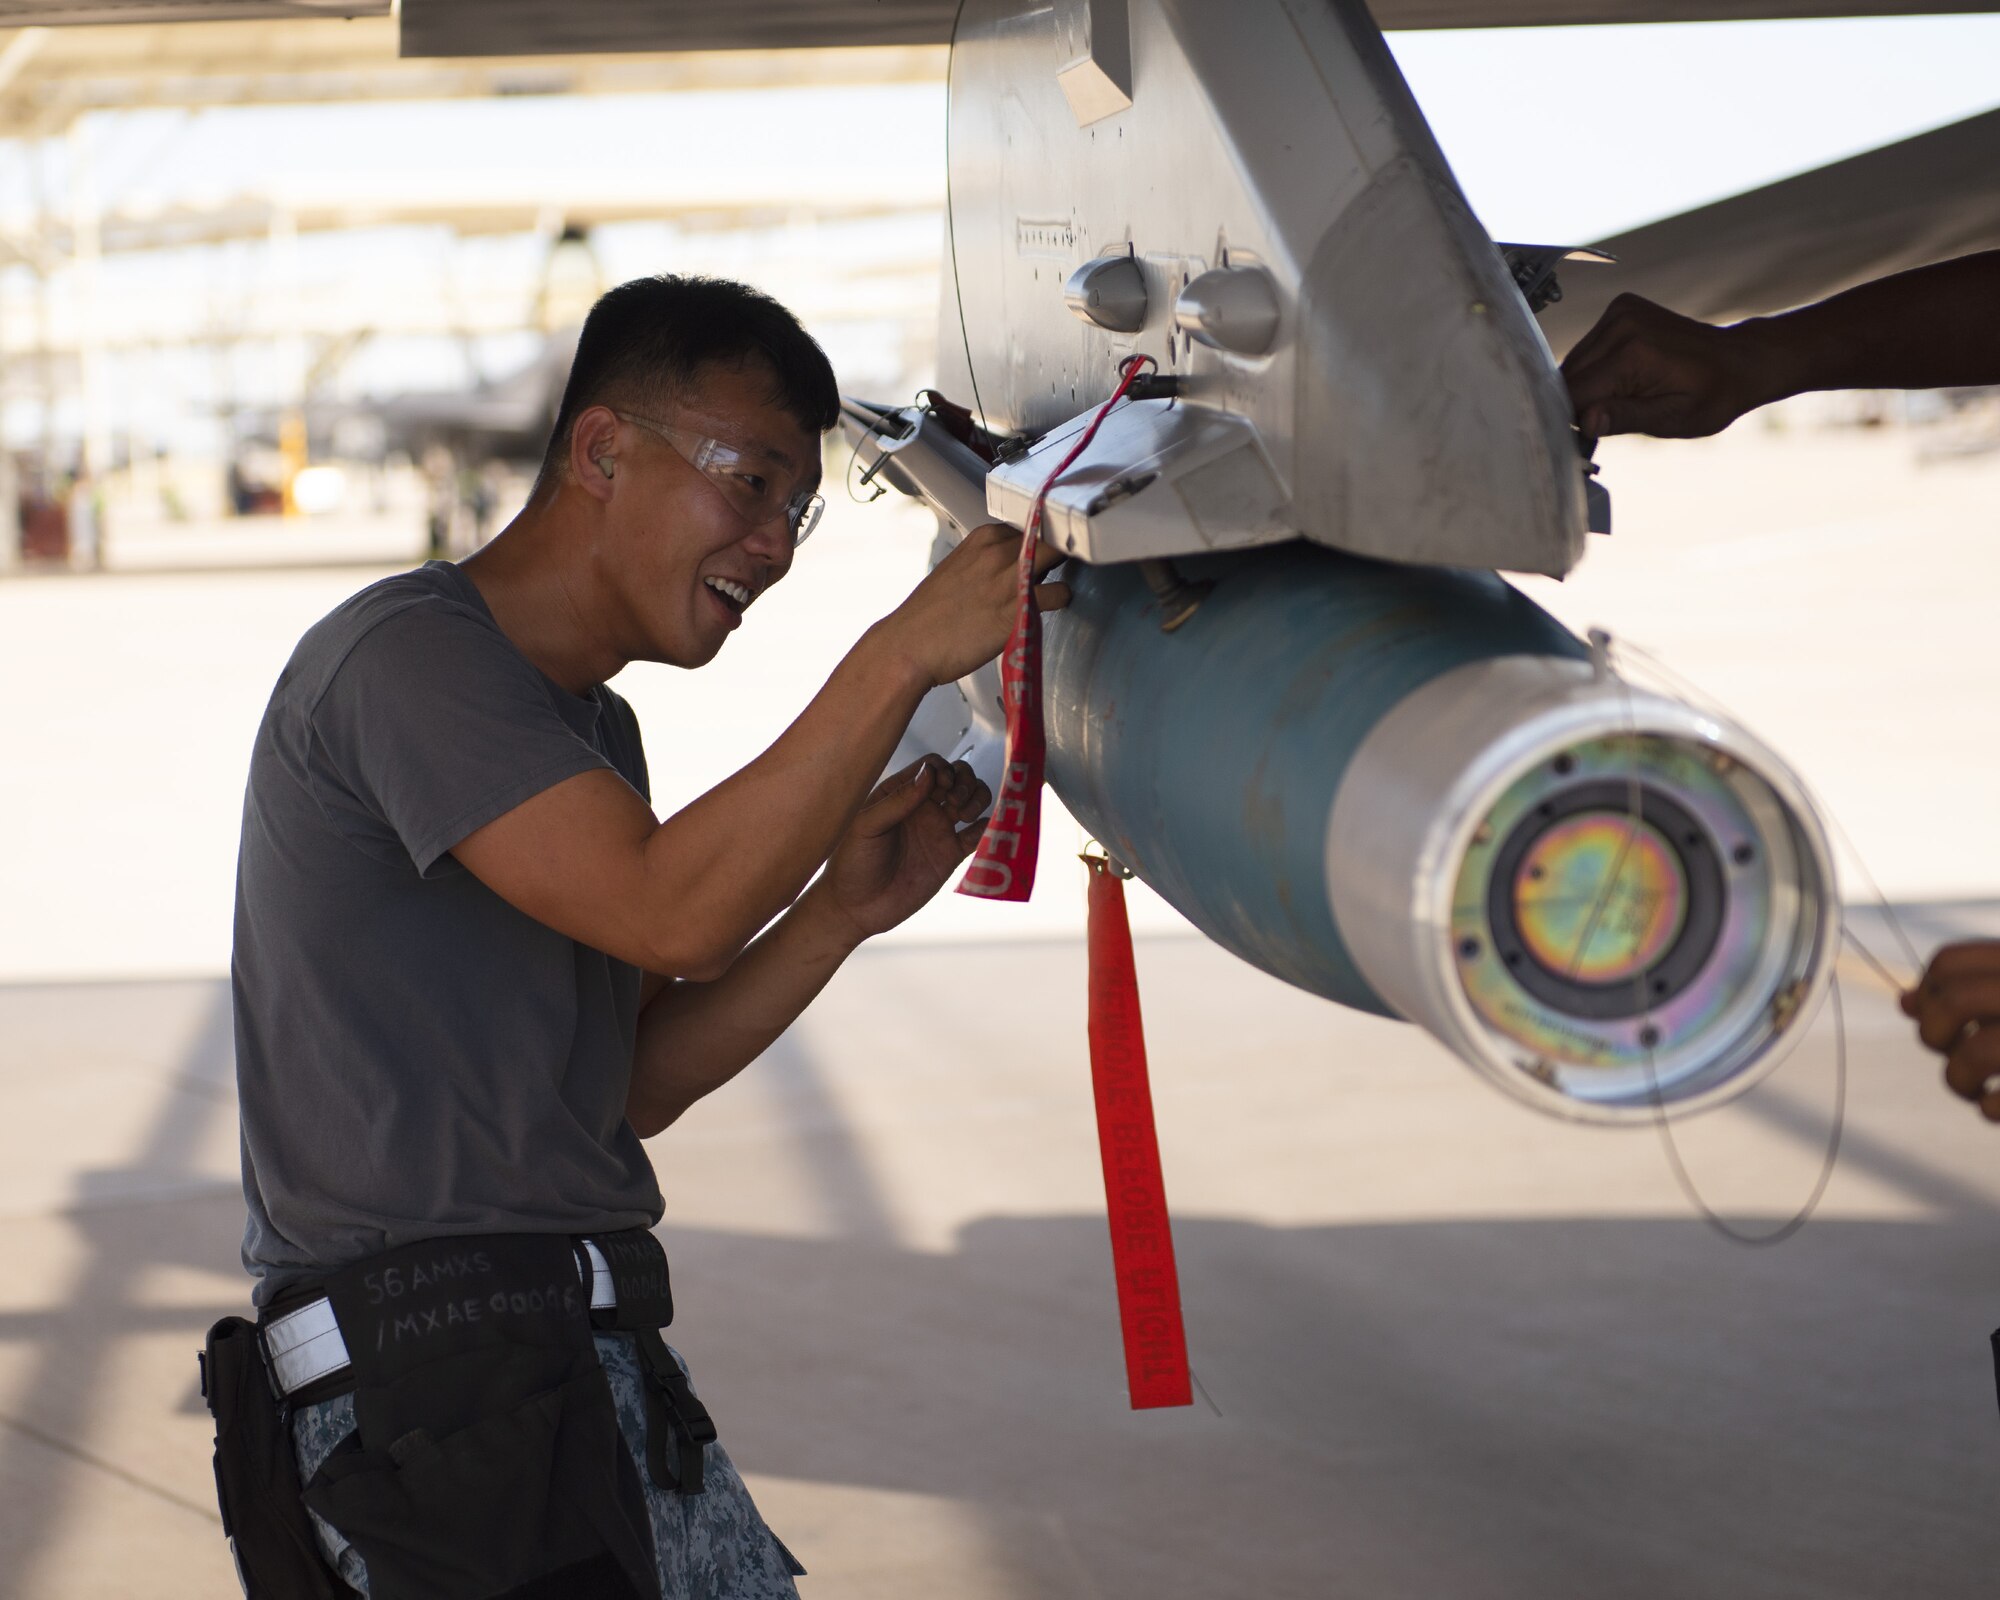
2, 416, 1998, 1595
1, 908, 1998, 1599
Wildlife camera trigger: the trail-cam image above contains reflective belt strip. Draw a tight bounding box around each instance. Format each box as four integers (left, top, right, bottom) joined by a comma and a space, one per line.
581, 1239, 616, 1312
262, 1298, 349, 1395
1085, 858, 1192, 1410
957, 354, 1156, 905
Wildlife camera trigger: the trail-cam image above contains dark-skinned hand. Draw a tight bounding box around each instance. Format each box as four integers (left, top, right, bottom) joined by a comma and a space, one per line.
1563, 293, 1782, 440
1901, 941, 2000, 1123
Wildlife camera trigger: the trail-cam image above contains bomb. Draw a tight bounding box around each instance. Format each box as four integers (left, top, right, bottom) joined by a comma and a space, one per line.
1040, 540, 1838, 1122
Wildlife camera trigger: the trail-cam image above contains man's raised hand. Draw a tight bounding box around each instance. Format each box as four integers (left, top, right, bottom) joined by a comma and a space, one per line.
875, 523, 1069, 689
808, 756, 993, 944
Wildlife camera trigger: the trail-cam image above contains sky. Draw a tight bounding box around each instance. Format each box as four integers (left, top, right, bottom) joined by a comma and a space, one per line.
1387, 15, 2000, 242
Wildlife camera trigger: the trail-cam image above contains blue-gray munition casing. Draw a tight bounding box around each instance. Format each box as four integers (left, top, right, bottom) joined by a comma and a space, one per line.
1040, 542, 1838, 1124
1045, 545, 1584, 1012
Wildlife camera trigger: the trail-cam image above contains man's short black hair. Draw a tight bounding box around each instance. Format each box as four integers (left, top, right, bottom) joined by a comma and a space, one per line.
540, 274, 839, 484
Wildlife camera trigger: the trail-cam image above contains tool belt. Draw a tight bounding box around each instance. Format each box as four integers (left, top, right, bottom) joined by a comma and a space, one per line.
201, 1228, 714, 1600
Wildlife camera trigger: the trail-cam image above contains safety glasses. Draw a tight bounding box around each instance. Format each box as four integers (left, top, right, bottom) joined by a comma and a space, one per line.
613, 410, 825, 546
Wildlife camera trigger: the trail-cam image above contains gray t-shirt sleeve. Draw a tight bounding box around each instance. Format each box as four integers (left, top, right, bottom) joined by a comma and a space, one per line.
306, 598, 616, 875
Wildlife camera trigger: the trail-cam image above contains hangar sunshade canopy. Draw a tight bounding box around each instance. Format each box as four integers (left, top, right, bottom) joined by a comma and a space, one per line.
0, 0, 1997, 51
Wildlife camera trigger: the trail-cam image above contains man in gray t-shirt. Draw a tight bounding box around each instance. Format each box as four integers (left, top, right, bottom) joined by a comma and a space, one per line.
235, 557, 664, 1305
231, 275, 1068, 1598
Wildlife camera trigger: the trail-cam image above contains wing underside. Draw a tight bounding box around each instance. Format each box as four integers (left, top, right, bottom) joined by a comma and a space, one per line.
1537, 107, 2000, 355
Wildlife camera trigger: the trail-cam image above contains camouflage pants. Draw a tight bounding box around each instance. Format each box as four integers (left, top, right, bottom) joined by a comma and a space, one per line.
291, 1332, 804, 1599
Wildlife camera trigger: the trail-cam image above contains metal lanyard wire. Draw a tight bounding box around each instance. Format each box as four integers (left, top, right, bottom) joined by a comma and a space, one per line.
1593, 630, 1853, 1248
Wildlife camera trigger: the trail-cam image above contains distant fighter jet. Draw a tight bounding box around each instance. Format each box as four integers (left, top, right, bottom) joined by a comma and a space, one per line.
363, 327, 581, 467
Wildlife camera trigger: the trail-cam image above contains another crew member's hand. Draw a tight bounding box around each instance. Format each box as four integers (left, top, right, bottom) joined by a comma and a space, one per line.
877, 522, 1069, 688
1563, 294, 1782, 440
811, 755, 993, 943
1901, 941, 2000, 1123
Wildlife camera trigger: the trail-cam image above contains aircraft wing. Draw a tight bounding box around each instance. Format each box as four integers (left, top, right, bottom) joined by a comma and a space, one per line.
1536, 106, 2000, 355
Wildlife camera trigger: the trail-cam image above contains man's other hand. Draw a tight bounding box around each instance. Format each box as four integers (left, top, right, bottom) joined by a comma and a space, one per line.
1901, 941, 2000, 1123
876, 523, 1069, 689
809, 756, 993, 944
1563, 294, 1784, 440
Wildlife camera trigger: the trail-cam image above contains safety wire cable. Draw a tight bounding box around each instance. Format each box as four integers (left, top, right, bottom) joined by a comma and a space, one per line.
844, 403, 905, 506
1594, 631, 1847, 1249
1611, 636, 1924, 991
943, 0, 991, 438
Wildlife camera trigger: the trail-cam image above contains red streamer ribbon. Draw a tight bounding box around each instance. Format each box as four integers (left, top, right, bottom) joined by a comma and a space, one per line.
1084, 854, 1192, 1410
957, 355, 1156, 903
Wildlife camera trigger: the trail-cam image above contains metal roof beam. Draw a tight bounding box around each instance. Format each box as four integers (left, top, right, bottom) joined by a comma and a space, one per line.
0, 4, 383, 21
7, 193, 942, 256
0, 18, 945, 136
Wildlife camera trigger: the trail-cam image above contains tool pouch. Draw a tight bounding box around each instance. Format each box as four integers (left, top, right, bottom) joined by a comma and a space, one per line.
589, 1227, 717, 1496
297, 1234, 656, 1600
200, 1315, 347, 1599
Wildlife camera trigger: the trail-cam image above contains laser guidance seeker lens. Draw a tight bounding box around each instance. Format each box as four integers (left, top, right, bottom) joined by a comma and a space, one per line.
1512, 812, 1686, 985
1449, 733, 1828, 1113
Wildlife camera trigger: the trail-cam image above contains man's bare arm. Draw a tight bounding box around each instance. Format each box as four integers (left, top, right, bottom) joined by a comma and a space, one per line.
453, 626, 922, 981
623, 885, 858, 1136
1563, 250, 2000, 439
625, 757, 990, 1134
453, 525, 1065, 981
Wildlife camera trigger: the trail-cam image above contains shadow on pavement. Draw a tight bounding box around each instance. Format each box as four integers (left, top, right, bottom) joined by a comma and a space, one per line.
2, 908, 1998, 1598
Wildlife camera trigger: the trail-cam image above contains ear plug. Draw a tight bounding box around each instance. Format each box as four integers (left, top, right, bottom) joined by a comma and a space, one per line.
597, 458, 615, 479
